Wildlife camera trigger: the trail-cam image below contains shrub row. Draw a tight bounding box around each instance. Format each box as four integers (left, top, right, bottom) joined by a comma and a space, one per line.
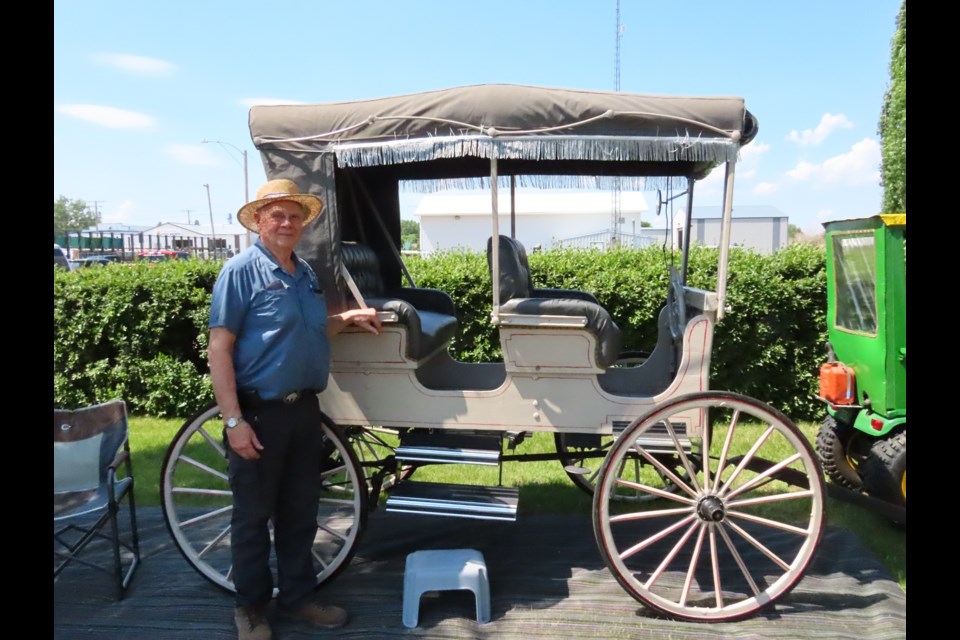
53, 243, 827, 421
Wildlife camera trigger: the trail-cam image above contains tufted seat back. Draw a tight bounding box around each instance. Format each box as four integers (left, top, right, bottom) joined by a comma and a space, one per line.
486, 235, 623, 368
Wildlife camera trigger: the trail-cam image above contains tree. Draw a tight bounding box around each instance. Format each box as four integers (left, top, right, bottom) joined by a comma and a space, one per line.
400, 218, 420, 249
54, 196, 100, 234
878, 1, 906, 213
788, 223, 802, 241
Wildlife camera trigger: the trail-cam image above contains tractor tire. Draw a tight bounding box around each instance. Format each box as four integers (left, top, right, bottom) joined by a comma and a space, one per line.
815, 415, 866, 490
862, 430, 906, 506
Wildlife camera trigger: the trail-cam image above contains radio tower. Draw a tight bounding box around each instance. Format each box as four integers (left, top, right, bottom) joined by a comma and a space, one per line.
611, 0, 623, 246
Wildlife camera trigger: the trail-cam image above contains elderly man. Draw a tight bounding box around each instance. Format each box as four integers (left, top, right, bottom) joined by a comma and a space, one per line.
208, 179, 380, 640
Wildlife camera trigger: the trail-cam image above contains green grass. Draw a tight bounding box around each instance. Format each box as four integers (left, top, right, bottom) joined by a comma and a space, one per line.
129, 416, 905, 592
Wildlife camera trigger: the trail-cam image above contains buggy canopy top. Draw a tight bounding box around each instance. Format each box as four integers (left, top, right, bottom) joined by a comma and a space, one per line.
246, 84, 758, 312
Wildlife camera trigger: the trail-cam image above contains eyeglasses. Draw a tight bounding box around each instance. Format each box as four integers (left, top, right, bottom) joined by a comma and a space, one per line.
263, 210, 305, 225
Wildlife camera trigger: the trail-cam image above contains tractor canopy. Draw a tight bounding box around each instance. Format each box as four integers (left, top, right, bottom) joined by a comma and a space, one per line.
822, 214, 906, 418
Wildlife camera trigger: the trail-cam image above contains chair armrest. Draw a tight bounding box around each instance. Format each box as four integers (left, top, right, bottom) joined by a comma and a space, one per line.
109, 447, 130, 471
391, 287, 458, 317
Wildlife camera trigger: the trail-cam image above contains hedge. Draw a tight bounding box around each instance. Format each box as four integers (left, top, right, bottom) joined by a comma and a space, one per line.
53, 243, 827, 421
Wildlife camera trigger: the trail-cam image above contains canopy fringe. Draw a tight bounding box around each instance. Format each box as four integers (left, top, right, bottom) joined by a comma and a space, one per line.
332, 135, 738, 168
396, 175, 684, 193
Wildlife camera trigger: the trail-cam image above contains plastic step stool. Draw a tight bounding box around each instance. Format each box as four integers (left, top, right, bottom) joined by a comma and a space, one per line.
402, 548, 491, 628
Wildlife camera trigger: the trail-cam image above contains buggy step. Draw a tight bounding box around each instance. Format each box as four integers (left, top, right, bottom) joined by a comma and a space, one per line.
613, 419, 694, 454
385, 481, 519, 522
396, 432, 503, 466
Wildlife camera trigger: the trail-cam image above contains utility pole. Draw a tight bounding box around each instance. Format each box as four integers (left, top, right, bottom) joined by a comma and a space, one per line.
182, 209, 193, 225
610, 0, 624, 247
203, 184, 216, 257
91, 200, 105, 230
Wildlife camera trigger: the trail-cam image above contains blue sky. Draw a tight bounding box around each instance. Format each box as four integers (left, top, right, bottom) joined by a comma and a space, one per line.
54, 0, 903, 235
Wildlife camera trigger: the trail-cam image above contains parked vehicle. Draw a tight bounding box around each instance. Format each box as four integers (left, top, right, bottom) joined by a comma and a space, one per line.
161, 84, 825, 622
815, 214, 905, 514
70, 256, 113, 268
84, 253, 121, 263
54, 244, 69, 270
137, 250, 189, 262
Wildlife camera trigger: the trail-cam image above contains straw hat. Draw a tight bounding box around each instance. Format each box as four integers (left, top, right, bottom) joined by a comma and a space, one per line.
236, 179, 323, 232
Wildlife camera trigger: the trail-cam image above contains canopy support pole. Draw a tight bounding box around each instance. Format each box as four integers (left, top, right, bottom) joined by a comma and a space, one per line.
510, 175, 516, 239
680, 179, 695, 283
490, 157, 501, 323
716, 160, 737, 321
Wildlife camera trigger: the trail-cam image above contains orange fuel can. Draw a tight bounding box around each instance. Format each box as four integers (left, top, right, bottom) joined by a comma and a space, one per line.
819, 362, 856, 405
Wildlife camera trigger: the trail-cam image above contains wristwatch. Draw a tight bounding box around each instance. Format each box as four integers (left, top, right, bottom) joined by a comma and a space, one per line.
224, 416, 244, 429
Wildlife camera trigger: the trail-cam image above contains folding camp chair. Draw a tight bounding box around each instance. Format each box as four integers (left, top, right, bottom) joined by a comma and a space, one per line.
54, 399, 141, 599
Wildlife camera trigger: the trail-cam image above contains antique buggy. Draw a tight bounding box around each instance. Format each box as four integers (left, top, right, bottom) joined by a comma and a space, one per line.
161, 84, 825, 622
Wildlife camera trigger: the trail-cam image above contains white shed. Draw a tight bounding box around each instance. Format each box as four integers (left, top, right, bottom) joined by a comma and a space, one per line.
682, 205, 789, 255
414, 190, 649, 255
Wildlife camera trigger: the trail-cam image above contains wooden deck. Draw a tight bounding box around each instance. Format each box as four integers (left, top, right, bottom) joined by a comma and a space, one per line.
54, 507, 907, 639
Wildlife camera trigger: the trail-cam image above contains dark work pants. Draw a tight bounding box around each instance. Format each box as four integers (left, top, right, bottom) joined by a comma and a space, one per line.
226, 395, 324, 611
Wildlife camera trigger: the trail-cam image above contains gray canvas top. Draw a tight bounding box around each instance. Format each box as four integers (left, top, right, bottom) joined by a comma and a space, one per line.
249, 84, 758, 190
244, 84, 758, 313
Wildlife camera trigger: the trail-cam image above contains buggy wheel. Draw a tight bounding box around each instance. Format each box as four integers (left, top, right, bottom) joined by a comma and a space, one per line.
862, 430, 906, 506
160, 402, 368, 593
815, 415, 869, 490
344, 425, 416, 505
593, 391, 825, 622
555, 432, 685, 502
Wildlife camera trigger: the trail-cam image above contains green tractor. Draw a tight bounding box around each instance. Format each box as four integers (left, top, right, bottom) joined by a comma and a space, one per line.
815, 213, 905, 511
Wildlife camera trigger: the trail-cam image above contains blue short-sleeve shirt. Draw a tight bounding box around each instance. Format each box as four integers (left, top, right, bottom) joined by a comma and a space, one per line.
209, 240, 330, 399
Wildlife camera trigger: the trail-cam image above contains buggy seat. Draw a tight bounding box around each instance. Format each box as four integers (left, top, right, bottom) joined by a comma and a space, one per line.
487, 235, 623, 368
341, 242, 459, 362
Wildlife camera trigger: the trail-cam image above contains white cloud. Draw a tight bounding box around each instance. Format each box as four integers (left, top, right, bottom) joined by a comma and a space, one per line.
93, 53, 175, 76
240, 97, 306, 107
753, 182, 779, 195
740, 140, 770, 161
815, 208, 834, 221
786, 138, 881, 187
786, 113, 853, 147
165, 144, 221, 166
57, 104, 155, 128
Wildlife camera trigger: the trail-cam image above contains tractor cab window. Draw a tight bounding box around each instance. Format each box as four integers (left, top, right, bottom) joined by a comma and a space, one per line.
833, 232, 878, 335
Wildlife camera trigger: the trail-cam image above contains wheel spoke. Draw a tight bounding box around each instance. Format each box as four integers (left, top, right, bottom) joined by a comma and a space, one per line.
679, 524, 708, 607
631, 443, 697, 498
725, 453, 802, 500
644, 519, 702, 590
614, 477, 696, 505
620, 514, 698, 561
717, 425, 776, 497
176, 455, 229, 481
713, 409, 740, 492
717, 523, 761, 597
722, 519, 792, 571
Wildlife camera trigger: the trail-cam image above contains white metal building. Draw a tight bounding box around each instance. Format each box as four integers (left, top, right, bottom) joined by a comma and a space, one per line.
683, 205, 789, 255
414, 190, 650, 255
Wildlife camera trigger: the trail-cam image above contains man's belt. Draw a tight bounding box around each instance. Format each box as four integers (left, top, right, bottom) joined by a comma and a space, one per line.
237, 389, 320, 407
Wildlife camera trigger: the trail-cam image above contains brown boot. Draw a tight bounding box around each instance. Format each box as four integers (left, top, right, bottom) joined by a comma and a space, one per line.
234, 605, 272, 640
281, 599, 348, 629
